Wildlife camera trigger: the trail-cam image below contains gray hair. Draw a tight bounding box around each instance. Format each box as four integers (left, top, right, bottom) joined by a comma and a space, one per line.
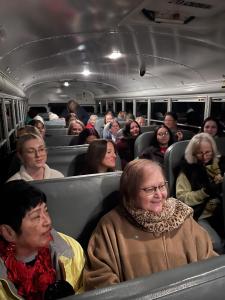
185, 132, 219, 164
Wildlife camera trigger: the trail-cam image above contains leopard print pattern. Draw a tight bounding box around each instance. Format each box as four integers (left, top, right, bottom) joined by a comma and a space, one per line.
123, 198, 193, 234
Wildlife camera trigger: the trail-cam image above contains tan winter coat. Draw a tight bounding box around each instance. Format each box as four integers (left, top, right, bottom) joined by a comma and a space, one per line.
84, 199, 217, 291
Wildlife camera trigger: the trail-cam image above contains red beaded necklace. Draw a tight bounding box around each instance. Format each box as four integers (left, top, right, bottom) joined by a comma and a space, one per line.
0, 239, 56, 300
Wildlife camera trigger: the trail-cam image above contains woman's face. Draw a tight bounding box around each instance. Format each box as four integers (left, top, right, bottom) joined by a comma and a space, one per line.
89, 116, 97, 126
70, 122, 84, 135
136, 165, 167, 213
164, 115, 176, 129
105, 114, 114, 124
35, 122, 45, 138
157, 127, 170, 146
130, 122, 140, 137
203, 120, 218, 137
110, 122, 120, 135
136, 117, 145, 127
20, 137, 47, 169
100, 142, 117, 171
15, 202, 52, 258
195, 141, 213, 164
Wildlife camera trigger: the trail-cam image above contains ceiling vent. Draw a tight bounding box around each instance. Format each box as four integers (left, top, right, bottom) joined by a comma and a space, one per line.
172, 1, 212, 10
142, 8, 195, 24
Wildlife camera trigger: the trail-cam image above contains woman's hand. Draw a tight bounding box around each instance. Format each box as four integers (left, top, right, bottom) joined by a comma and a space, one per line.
214, 174, 223, 184
176, 130, 183, 141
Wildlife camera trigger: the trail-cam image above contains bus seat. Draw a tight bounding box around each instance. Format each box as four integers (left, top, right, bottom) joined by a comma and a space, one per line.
164, 140, 189, 196
45, 119, 66, 128
45, 135, 78, 147
47, 145, 89, 176
32, 172, 122, 248
69, 255, 225, 300
140, 125, 157, 133
181, 129, 195, 140
46, 128, 68, 136
134, 131, 154, 158
118, 120, 127, 128
94, 118, 104, 137
216, 137, 225, 156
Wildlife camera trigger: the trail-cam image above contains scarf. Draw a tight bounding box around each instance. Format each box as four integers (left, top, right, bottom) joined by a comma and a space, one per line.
0, 239, 56, 300
123, 197, 193, 236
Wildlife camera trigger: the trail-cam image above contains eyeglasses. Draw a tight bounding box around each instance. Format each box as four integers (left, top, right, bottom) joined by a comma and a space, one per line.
24, 147, 46, 156
157, 131, 169, 137
141, 181, 168, 195
195, 151, 212, 157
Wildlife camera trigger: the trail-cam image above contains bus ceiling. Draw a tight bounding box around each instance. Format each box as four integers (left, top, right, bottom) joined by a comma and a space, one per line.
0, 0, 224, 103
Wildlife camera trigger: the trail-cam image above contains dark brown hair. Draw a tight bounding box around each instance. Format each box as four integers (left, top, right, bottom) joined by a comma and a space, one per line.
85, 139, 116, 174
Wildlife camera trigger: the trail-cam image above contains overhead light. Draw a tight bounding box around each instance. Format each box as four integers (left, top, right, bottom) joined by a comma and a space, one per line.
77, 44, 86, 51
107, 50, 122, 60
63, 81, 70, 87
82, 69, 90, 76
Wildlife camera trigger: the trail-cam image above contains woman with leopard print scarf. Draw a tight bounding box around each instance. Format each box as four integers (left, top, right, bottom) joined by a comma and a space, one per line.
84, 159, 217, 291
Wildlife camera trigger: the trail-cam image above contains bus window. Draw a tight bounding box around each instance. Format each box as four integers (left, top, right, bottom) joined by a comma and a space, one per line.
151, 101, 167, 122
5, 102, 13, 132
125, 101, 133, 114
115, 101, 122, 114
136, 101, 147, 118
107, 101, 113, 112
171, 99, 205, 127
211, 98, 225, 123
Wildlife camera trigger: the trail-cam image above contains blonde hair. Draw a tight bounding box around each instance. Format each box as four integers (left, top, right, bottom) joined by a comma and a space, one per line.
16, 125, 41, 138
67, 119, 85, 135
185, 132, 219, 164
16, 133, 45, 154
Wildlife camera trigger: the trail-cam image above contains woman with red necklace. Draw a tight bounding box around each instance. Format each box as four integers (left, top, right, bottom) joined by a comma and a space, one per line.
0, 180, 85, 299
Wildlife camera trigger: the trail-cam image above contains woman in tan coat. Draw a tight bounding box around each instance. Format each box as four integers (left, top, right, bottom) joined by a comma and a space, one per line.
84, 159, 217, 291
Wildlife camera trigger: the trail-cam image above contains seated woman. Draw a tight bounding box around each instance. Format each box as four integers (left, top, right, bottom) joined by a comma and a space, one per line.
201, 117, 223, 138
7, 133, 64, 181
140, 124, 174, 165
84, 159, 217, 290
73, 128, 100, 145
67, 119, 85, 135
5, 126, 42, 182
86, 114, 98, 129
0, 180, 85, 299
103, 120, 121, 142
116, 120, 141, 169
176, 133, 225, 253
135, 116, 146, 127
164, 111, 183, 141
104, 111, 114, 125
81, 139, 117, 175
28, 119, 46, 139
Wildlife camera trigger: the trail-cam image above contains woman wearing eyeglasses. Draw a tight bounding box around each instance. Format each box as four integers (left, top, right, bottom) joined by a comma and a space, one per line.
84, 159, 217, 290
0, 180, 85, 299
7, 133, 64, 182
176, 133, 225, 253
139, 124, 174, 165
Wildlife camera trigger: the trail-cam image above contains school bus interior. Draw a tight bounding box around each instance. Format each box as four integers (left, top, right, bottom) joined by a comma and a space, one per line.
1, 0, 225, 298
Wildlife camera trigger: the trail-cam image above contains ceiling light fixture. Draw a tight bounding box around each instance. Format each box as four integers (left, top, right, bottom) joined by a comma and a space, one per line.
82, 69, 90, 76
108, 50, 122, 60
63, 81, 70, 87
